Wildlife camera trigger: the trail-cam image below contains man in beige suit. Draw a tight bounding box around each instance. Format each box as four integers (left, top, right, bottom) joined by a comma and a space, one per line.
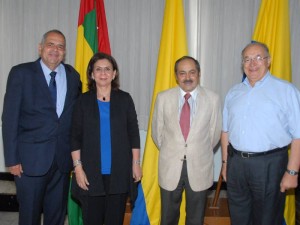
152, 56, 222, 225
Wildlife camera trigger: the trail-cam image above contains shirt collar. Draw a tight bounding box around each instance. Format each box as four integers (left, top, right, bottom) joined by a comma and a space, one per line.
40, 59, 62, 75
179, 86, 199, 100
243, 71, 270, 88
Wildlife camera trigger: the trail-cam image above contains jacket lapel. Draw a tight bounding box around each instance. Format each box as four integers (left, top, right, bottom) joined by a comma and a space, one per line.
171, 87, 184, 139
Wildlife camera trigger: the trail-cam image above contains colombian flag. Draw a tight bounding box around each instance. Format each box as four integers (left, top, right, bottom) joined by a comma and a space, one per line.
252, 0, 294, 224
68, 1, 110, 224
130, 0, 188, 224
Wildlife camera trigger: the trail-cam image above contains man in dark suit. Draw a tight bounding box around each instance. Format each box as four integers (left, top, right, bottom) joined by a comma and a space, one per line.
2, 29, 81, 225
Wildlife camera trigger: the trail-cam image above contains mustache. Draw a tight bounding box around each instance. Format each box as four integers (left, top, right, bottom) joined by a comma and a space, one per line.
183, 79, 193, 84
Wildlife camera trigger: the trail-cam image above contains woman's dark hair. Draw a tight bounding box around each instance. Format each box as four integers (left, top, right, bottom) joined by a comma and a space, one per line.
87, 52, 120, 91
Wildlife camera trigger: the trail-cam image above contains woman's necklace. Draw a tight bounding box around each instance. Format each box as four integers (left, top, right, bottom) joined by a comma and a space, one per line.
97, 87, 110, 101
98, 93, 109, 101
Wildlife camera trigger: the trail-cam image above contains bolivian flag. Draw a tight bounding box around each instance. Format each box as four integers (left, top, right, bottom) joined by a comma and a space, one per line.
75, 0, 111, 93
68, 1, 111, 225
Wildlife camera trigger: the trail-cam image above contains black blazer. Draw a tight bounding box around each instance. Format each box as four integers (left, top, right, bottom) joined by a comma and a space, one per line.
71, 89, 140, 199
2, 59, 81, 175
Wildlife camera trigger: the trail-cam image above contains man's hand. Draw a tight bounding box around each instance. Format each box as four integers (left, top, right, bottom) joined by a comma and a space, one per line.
280, 172, 298, 192
221, 164, 227, 182
8, 164, 23, 177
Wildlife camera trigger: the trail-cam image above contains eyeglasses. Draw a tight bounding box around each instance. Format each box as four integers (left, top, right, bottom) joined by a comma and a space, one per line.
242, 56, 268, 64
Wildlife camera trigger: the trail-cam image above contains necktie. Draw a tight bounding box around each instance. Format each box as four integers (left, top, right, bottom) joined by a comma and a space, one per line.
49, 71, 57, 106
180, 93, 191, 141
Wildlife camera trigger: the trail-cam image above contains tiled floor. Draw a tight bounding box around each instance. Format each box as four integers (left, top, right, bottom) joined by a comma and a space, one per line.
0, 212, 17, 225
0, 212, 69, 225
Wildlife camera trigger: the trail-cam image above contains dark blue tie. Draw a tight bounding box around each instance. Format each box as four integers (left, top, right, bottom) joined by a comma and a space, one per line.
49, 71, 57, 106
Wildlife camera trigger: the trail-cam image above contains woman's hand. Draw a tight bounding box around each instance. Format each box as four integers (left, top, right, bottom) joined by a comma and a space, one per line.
132, 163, 142, 183
74, 165, 89, 190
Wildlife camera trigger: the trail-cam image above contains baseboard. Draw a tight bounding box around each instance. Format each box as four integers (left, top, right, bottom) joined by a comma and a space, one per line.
0, 194, 18, 212
209, 181, 227, 191
0, 172, 14, 181
0, 172, 18, 211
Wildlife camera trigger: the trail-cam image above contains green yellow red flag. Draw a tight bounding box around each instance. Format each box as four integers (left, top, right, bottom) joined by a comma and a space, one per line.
75, 0, 110, 93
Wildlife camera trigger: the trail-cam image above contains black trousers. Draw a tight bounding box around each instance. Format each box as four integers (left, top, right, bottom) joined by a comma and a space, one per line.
160, 161, 207, 225
227, 148, 288, 225
80, 175, 127, 225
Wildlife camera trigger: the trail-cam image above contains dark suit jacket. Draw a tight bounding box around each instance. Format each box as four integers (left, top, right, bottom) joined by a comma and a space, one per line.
70, 89, 140, 200
2, 59, 81, 176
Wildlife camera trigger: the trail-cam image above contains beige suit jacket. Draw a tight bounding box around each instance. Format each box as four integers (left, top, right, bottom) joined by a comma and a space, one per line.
152, 85, 222, 191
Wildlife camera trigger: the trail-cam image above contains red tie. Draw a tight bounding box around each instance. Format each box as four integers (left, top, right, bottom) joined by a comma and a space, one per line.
180, 93, 191, 141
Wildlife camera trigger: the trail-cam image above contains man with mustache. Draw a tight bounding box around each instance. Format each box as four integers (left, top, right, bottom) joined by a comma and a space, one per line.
152, 56, 222, 225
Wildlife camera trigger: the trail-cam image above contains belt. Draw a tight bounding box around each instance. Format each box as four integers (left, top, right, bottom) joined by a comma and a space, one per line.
228, 144, 287, 158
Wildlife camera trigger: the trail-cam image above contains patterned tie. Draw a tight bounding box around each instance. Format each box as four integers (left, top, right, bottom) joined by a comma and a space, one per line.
180, 93, 191, 141
49, 71, 57, 106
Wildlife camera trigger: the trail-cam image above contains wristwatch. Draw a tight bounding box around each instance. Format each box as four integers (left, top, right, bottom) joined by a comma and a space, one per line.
286, 169, 299, 176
